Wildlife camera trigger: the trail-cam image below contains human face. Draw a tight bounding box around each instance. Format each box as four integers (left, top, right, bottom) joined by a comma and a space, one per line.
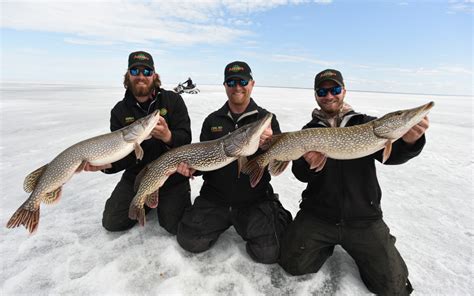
315, 80, 346, 116
128, 67, 155, 99
225, 78, 255, 113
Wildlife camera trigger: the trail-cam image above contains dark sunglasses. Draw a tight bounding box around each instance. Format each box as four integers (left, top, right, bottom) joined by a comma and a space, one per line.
225, 79, 249, 88
315, 85, 343, 97
129, 68, 154, 77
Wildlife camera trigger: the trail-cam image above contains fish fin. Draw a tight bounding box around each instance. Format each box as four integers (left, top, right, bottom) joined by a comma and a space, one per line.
134, 166, 149, 192
128, 204, 146, 227
43, 187, 62, 204
313, 156, 327, 172
76, 160, 87, 173
268, 160, 289, 176
23, 164, 47, 193
261, 134, 283, 151
237, 157, 248, 178
382, 141, 392, 163
145, 191, 159, 209
134, 143, 144, 161
241, 158, 265, 188
6, 205, 40, 234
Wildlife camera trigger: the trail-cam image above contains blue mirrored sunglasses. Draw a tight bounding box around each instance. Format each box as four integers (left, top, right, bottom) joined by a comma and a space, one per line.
129, 68, 154, 77
225, 79, 249, 88
316, 85, 343, 97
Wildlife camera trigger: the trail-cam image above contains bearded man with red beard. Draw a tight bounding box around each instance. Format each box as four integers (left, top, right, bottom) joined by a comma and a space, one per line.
85, 51, 192, 235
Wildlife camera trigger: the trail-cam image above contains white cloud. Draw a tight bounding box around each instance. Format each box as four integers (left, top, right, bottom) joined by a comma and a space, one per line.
1, 0, 330, 47
447, 0, 474, 13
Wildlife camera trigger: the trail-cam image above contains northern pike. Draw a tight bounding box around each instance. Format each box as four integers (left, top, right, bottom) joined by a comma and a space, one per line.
7, 110, 161, 234
129, 113, 273, 226
242, 102, 434, 187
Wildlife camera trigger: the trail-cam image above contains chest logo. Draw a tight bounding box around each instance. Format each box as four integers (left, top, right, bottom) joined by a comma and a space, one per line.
159, 108, 168, 116
211, 126, 223, 133
125, 116, 135, 124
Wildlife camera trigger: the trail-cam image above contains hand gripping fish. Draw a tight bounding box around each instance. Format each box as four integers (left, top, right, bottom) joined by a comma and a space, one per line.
242, 102, 434, 188
7, 110, 161, 234
129, 113, 273, 226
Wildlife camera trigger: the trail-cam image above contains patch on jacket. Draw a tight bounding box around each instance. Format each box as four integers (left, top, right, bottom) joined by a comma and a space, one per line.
211, 126, 223, 133
159, 108, 168, 116
125, 116, 135, 124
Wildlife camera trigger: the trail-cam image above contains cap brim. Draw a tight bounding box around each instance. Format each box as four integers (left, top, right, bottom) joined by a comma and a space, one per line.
316, 78, 343, 88
129, 62, 154, 70
224, 74, 252, 82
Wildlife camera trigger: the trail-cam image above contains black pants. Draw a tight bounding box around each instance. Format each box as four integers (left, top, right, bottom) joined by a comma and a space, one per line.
279, 210, 413, 295
177, 195, 292, 264
102, 176, 191, 234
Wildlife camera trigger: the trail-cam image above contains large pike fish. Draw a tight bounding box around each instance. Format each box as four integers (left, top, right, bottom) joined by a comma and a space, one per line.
242, 102, 434, 187
7, 110, 161, 234
129, 113, 273, 226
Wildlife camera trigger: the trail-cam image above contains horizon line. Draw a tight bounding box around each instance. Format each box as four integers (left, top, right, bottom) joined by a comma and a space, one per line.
1, 81, 472, 98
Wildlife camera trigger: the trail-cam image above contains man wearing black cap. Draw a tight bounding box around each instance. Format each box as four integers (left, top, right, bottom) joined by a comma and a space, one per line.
175, 61, 292, 264
278, 69, 430, 294
84, 51, 192, 235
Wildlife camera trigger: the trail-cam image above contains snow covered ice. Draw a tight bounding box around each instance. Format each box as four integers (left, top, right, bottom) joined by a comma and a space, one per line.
0, 83, 472, 295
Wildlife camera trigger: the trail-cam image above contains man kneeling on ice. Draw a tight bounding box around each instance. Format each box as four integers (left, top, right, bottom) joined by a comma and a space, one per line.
175, 61, 292, 263
278, 69, 430, 295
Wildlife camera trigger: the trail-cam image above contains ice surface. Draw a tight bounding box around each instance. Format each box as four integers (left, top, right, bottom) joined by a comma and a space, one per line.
1, 83, 472, 295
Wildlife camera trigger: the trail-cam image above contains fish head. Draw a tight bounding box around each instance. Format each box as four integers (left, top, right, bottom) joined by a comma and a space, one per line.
123, 109, 161, 142
373, 101, 434, 140
223, 113, 273, 157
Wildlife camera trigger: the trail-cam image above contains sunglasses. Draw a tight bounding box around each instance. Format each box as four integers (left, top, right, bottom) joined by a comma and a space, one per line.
129, 68, 154, 77
315, 85, 343, 97
225, 79, 249, 88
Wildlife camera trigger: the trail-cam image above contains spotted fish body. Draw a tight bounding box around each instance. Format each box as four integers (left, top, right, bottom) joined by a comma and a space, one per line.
7, 110, 161, 234
243, 102, 434, 187
129, 113, 273, 226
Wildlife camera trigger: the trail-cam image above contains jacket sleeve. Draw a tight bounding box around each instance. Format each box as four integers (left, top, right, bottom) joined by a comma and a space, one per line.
168, 93, 192, 148
199, 116, 213, 142
102, 107, 136, 174
270, 114, 281, 135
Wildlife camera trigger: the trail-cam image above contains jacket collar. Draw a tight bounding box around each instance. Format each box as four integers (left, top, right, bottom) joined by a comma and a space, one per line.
124, 88, 159, 114
311, 102, 356, 127
215, 98, 260, 123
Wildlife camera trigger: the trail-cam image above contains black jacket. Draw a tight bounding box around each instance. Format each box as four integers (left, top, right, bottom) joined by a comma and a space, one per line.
292, 110, 426, 225
104, 88, 191, 189
199, 98, 281, 206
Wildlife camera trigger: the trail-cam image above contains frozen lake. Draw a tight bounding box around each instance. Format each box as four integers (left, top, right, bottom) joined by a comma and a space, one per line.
0, 83, 472, 295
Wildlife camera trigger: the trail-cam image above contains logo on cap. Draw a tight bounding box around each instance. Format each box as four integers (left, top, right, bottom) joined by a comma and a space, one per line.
133, 53, 149, 61
229, 65, 245, 73
319, 71, 337, 78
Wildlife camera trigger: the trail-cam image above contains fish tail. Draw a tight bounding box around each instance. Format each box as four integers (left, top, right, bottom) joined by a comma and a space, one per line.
268, 160, 290, 176
241, 157, 266, 188
145, 192, 159, 209
128, 203, 146, 227
6, 205, 40, 234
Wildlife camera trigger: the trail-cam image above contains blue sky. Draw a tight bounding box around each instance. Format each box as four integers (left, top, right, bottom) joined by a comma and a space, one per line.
1, 0, 472, 95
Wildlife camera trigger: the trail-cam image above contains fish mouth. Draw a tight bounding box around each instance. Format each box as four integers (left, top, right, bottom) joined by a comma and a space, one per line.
423, 101, 435, 111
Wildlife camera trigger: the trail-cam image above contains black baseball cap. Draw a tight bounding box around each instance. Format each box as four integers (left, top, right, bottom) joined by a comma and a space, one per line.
224, 61, 253, 82
314, 69, 344, 89
128, 51, 154, 70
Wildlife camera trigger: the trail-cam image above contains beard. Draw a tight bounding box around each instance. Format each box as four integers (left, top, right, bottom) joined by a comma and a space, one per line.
128, 79, 154, 98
